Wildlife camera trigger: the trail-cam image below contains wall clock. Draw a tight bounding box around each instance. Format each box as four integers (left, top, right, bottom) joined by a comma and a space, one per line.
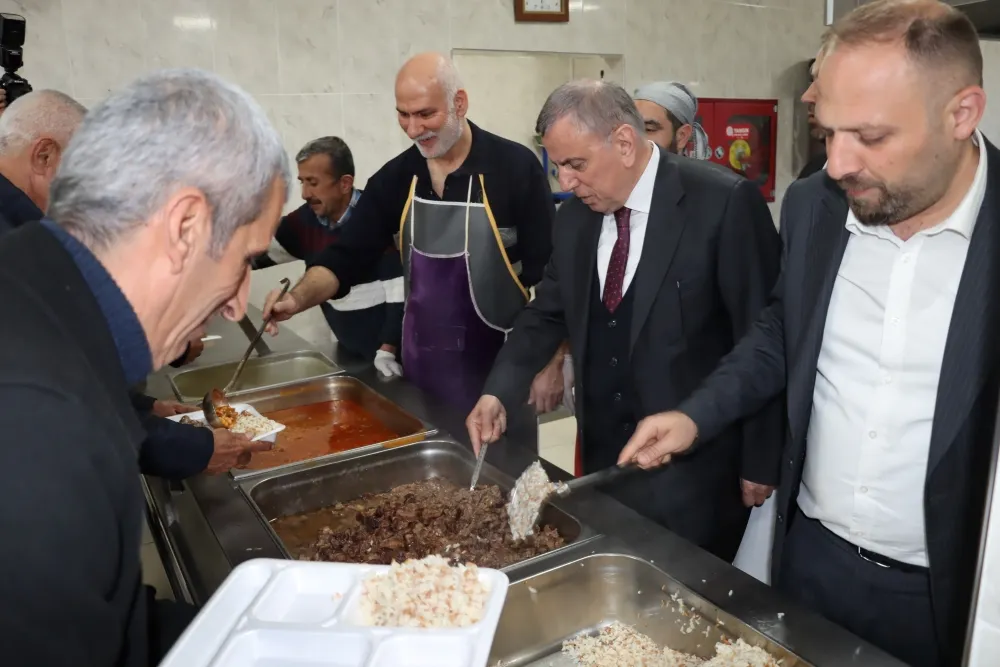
514, 0, 569, 23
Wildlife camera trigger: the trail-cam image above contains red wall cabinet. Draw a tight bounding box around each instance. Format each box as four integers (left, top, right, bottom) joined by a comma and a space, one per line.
683, 98, 778, 203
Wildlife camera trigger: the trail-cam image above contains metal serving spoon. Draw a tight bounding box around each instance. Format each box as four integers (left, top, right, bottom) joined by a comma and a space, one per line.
201, 278, 291, 428
509, 461, 640, 540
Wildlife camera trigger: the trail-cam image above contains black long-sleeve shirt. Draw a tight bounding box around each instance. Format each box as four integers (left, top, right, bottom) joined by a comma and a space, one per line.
310, 121, 555, 295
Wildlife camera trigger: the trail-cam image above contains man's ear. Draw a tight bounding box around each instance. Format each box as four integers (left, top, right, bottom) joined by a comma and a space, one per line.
454, 89, 469, 118
339, 174, 355, 193
30, 138, 61, 175
160, 187, 212, 274
675, 125, 693, 153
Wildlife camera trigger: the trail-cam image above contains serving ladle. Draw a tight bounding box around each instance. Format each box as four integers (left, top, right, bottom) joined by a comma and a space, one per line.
201, 278, 291, 428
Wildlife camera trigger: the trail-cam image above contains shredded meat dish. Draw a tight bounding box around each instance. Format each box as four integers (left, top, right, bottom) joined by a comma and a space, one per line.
271, 478, 566, 569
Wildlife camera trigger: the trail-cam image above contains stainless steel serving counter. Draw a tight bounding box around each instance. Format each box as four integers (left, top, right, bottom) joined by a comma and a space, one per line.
141, 309, 905, 666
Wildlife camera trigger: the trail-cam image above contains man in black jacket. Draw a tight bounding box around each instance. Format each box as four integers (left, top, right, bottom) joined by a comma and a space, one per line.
467, 80, 783, 561
0, 68, 287, 666
620, 3, 996, 665
0, 88, 261, 480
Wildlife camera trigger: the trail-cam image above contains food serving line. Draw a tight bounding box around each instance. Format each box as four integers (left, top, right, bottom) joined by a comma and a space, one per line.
139, 307, 905, 666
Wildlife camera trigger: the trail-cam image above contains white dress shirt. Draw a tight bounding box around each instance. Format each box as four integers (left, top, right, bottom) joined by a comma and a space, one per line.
798, 131, 988, 567
596, 144, 660, 294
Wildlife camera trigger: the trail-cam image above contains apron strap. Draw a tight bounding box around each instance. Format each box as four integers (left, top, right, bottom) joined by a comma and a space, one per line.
464, 175, 473, 254
478, 173, 529, 300
398, 175, 417, 261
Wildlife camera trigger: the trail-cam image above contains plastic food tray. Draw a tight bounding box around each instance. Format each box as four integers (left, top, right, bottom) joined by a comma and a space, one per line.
166, 403, 286, 442
159, 558, 510, 667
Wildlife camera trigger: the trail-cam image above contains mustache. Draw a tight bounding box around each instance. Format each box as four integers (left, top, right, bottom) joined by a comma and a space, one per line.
836, 175, 884, 192
413, 131, 437, 142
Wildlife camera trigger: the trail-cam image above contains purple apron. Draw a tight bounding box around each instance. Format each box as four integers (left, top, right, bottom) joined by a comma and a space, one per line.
399, 175, 528, 413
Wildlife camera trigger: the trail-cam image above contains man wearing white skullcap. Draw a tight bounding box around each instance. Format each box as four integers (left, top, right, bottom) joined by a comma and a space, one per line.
633, 81, 710, 159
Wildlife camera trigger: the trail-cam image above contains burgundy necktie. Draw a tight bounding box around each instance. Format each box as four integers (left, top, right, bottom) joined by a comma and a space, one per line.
602, 206, 631, 312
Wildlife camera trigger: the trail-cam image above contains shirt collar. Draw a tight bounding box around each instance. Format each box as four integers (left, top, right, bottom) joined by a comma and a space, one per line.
40, 218, 153, 385
448, 121, 494, 176
845, 129, 987, 241
623, 142, 661, 215
0, 172, 43, 228
320, 188, 362, 230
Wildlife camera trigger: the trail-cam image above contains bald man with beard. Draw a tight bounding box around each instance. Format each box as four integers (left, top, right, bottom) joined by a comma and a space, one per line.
263, 53, 556, 433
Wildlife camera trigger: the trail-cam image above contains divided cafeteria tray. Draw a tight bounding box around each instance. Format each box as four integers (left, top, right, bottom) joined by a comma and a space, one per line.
159, 558, 510, 667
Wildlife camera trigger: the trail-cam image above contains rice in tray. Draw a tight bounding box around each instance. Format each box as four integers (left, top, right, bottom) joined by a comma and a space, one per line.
562, 621, 779, 667
356, 555, 489, 628
229, 411, 281, 439
178, 409, 281, 439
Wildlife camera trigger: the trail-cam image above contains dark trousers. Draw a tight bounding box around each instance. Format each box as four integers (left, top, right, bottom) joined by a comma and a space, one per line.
146, 586, 198, 665
778, 509, 941, 667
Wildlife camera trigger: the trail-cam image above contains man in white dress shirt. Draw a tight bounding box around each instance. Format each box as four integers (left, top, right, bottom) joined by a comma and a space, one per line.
466, 79, 783, 562
619, 2, 998, 665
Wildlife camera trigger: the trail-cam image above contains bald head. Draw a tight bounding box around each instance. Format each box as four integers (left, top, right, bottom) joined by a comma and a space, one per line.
396, 52, 463, 105
0, 90, 86, 156
395, 52, 468, 158
0, 89, 86, 212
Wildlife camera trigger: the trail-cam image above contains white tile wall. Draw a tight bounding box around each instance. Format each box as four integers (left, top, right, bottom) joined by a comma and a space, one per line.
1, 0, 828, 218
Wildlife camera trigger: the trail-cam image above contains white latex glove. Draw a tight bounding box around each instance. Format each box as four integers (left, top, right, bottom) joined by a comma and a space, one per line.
374, 349, 403, 377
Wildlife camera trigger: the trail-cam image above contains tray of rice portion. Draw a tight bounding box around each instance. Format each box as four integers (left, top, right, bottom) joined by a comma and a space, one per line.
159, 555, 509, 667
168, 403, 285, 442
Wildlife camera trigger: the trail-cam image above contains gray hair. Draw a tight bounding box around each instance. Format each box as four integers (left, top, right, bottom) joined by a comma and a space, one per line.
438, 58, 463, 112
295, 136, 355, 178
535, 80, 645, 140
0, 89, 86, 155
48, 68, 290, 255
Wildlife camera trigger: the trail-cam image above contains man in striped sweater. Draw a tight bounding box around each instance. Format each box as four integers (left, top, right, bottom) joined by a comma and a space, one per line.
254, 136, 404, 371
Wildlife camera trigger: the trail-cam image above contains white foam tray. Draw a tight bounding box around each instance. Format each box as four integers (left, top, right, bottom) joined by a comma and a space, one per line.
166, 403, 285, 442
159, 558, 510, 667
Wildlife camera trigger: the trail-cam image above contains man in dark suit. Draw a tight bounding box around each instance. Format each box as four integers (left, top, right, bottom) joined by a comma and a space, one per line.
620, 3, 995, 665
466, 80, 784, 561
0, 69, 284, 667
0, 88, 260, 481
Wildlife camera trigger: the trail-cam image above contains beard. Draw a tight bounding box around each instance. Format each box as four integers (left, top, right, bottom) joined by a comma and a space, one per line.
837, 173, 950, 227
413, 111, 463, 159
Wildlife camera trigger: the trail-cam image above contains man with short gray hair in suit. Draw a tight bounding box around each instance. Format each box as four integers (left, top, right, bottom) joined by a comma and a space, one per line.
467, 79, 784, 561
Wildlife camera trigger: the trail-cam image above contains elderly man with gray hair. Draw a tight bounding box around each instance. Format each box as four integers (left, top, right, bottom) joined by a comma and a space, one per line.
632, 81, 710, 159
0, 89, 86, 232
468, 79, 783, 562
0, 68, 287, 666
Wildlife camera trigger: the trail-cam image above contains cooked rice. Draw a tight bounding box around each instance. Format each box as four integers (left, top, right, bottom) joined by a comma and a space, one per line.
356, 555, 489, 628
563, 622, 665, 666
507, 461, 559, 541
703, 639, 779, 667
230, 410, 281, 439
562, 621, 779, 667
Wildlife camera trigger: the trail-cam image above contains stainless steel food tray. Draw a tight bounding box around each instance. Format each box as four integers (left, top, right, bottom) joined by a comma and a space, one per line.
489, 551, 811, 666
217, 375, 435, 481
168, 350, 342, 402
239, 439, 598, 573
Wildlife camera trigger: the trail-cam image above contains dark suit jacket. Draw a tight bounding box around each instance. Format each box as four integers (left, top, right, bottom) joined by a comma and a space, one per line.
680, 143, 1000, 665
0, 223, 153, 666
484, 148, 784, 548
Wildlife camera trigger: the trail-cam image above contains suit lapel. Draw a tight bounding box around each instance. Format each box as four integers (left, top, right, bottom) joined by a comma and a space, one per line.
572, 205, 603, 371
630, 152, 685, 351
927, 144, 1000, 474
787, 184, 850, 442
